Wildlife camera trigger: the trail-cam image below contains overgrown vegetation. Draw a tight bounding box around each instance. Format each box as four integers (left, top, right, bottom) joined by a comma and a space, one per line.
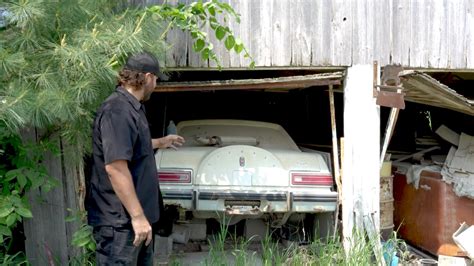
0, 0, 251, 263
170, 222, 411, 266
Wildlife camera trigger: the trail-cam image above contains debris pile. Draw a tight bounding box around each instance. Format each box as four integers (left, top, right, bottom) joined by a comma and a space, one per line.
438, 126, 474, 199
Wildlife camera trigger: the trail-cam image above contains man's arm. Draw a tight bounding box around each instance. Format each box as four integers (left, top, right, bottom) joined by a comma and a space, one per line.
152, 134, 185, 150
105, 160, 152, 247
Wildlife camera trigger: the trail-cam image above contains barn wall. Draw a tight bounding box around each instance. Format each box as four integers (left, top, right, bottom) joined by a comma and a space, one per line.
135, 0, 474, 70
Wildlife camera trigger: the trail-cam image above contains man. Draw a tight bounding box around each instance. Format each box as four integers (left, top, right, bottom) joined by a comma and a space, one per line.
87, 51, 185, 265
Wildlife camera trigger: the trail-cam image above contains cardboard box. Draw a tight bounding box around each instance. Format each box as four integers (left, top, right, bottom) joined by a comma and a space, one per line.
453, 223, 474, 260
438, 255, 473, 266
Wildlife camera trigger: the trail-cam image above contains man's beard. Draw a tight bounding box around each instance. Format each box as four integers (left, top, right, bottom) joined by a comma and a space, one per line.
143, 88, 153, 102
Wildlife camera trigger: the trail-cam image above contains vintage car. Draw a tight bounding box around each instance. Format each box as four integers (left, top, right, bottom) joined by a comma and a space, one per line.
155, 119, 337, 239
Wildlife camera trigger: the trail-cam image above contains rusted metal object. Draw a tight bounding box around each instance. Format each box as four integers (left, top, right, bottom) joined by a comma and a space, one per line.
375, 65, 406, 109
376, 90, 406, 109
393, 171, 474, 256
381, 65, 403, 86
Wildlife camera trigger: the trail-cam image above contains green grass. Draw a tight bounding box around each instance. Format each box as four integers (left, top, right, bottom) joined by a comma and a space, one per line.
190, 220, 408, 266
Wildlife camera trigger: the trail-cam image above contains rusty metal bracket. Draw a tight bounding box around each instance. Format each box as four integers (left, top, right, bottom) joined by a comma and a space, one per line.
375, 65, 406, 109
373, 61, 379, 97
376, 89, 406, 109
381, 65, 403, 87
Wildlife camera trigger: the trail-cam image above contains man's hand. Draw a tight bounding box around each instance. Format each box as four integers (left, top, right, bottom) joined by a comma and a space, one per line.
131, 213, 152, 247
152, 135, 185, 150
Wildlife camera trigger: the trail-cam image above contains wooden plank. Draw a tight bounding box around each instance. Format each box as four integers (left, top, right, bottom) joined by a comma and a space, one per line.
165, 26, 189, 68
271, 0, 291, 66
228, 0, 244, 67
391, 0, 411, 65
290, 0, 313, 66
402, 72, 474, 115
447, 0, 467, 68
133, 0, 474, 69
330, 0, 352, 66
209, 0, 231, 68
328, 84, 341, 237
311, 0, 332, 66
394, 146, 440, 163
184, 0, 208, 68
380, 108, 400, 164
342, 65, 380, 251
61, 142, 84, 261
152, 0, 189, 68
352, 0, 375, 65
24, 135, 69, 265
373, 0, 391, 66
155, 73, 342, 92
351, 0, 363, 64
249, 0, 272, 67
467, 0, 474, 69
427, 0, 445, 68
409, 0, 430, 67
329, 84, 340, 191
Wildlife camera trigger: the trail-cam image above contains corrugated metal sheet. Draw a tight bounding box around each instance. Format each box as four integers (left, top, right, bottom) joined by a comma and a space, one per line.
400, 71, 474, 116
134, 0, 474, 70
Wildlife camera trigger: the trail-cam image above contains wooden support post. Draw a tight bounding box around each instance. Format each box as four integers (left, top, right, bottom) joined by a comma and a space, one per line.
328, 84, 341, 236
380, 108, 400, 164
342, 65, 381, 253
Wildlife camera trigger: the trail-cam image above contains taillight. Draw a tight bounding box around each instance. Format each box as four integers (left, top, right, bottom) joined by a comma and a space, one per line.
158, 170, 191, 183
291, 172, 333, 186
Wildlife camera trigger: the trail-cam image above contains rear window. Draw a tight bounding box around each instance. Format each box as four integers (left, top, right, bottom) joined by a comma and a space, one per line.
177, 120, 299, 151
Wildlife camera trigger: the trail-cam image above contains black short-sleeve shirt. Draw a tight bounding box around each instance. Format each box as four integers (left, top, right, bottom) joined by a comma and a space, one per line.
87, 86, 160, 227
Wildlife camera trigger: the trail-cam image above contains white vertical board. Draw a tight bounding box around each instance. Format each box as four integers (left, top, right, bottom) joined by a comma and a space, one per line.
391, 0, 411, 65
249, 0, 272, 67
143, 0, 474, 69
150, 0, 188, 68
311, 0, 332, 66
351, 0, 375, 65
427, 0, 446, 68
228, 0, 246, 67
329, 0, 352, 66
165, 26, 189, 68
290, 0, 314, 66
342, 65, 380, 250
467, 0, 474, 68
409, 0, 430, 67
185, 0, 208, 68
271, 0, 291, 66
373, 0, 391, 66
209, 0, 231, 68
447, 0, 467, 68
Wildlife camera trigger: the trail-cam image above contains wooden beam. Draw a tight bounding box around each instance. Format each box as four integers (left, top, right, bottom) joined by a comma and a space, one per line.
328, 84, 341, 237
380, 108, 400, 164
154, 73, 343, 92
342, 65, 381, 253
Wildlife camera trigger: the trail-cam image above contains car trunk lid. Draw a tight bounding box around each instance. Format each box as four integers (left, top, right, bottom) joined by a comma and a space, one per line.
195, 145, 287, 187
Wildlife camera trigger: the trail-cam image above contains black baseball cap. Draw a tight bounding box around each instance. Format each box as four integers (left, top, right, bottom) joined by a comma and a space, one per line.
124, 51, 168, 80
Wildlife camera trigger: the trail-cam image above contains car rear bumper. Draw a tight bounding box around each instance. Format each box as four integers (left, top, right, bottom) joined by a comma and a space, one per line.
161, 189, 337, 213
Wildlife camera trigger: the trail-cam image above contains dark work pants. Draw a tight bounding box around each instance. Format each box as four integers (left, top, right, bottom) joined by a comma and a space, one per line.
93, 226, 153, 266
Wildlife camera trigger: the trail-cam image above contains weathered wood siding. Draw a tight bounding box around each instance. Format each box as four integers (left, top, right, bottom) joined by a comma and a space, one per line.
22, 129, 81, 265
137, 0, 474, 69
